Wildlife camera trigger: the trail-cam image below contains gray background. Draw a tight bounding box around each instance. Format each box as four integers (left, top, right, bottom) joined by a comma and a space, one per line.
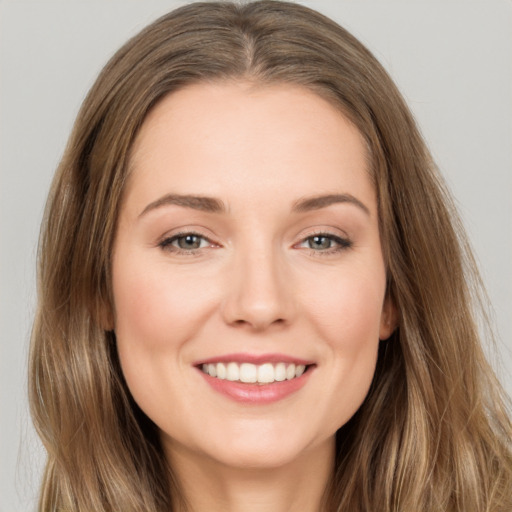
1, 1, 510, 510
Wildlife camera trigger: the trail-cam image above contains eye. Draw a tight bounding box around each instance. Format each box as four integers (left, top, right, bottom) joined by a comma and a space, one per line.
298, 233, 352, 253
159, 232, 213, 253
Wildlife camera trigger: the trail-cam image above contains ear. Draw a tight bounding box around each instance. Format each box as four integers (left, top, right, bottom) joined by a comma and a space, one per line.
379, 295, 398, 340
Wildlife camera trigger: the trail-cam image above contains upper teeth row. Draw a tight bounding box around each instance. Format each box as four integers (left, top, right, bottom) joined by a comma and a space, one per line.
201, 362, 306, 384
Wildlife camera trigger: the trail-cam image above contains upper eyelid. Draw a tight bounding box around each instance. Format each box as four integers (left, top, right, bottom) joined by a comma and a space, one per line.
157, 232, 215, 252
300, 232, 346, 241
297, 233, 350, 245
158, 228, 215, 243
172, 233, 210, 242
295, 227, 350, 242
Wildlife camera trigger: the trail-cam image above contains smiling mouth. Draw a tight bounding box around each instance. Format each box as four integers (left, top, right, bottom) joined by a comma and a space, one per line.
200, 362, 312, 385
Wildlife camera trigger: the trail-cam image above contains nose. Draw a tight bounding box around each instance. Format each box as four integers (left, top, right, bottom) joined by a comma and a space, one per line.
221, 245, 295, 331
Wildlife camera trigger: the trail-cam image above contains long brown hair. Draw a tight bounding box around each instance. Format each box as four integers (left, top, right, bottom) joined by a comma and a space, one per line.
29, 1, 512, 510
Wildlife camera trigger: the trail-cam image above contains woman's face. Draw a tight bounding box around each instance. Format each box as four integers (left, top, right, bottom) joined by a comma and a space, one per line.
112, 82, 395, 470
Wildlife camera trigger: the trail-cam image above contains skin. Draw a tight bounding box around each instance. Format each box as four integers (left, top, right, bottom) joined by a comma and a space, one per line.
112, 81, 396, 512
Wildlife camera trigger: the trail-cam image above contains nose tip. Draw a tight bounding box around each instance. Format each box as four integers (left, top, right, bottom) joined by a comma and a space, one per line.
228, 302, 287, 331
221, 253, 294, 331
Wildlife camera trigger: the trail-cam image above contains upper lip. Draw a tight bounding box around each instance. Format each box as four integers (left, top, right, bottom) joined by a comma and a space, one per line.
194, 353, 315, 366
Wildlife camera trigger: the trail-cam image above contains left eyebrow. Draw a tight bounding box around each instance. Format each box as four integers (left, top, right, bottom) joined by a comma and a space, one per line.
291, 193, 371, 216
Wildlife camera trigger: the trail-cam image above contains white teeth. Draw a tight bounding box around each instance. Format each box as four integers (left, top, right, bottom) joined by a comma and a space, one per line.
239, 363, 257, 383
286, 364, 296, 380
207, 363, 217, 378
216, 362, 226, 379
257, 363, 275, 383
201, 361, 309, 384
226, 362, 239, 381
275, 362, 286, 382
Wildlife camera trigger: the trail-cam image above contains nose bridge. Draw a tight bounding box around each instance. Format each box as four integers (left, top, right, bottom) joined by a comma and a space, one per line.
222, 236, 293, 330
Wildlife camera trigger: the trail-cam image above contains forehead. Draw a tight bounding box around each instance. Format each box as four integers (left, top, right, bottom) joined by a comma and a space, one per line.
125, 81, 375, 216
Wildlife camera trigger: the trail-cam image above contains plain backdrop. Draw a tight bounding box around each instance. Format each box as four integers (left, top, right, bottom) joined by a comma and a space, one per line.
1, 1, 511, 510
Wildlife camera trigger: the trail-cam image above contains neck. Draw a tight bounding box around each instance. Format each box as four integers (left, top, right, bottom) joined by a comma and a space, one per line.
166, 437, 335, 512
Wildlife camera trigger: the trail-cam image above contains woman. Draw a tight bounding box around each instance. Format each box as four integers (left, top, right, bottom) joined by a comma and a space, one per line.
29, 1, 512, 511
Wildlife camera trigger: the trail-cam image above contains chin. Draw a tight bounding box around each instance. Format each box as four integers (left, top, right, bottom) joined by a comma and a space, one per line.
206, 445, 306, 471
197, 422, 330, 471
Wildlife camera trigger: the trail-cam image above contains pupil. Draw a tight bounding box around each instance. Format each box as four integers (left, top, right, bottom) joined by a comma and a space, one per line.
310, 236, 330, 250
179, 235, 200, 249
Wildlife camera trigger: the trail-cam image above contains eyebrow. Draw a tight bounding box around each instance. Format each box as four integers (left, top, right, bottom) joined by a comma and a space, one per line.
138, 192, 370, 218
291, 193, 370, 216
139, 194, 226, 217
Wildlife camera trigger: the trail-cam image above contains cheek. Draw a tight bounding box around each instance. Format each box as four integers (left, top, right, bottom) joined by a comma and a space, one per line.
111, 257, 220, 424
324, 280, 383, 368
111, 257, 218, 407
304, 269, 386, 350
299, 267, 385, 428
112, 260, 214, 350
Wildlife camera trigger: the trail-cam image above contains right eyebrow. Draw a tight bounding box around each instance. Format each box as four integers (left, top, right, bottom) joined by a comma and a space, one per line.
138, 193, 226, 218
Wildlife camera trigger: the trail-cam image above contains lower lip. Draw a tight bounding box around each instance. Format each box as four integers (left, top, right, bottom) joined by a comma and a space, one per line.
197, 367, 313, 404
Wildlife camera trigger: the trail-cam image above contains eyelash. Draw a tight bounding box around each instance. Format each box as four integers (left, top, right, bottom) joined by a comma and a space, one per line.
297, 232, 353, 256
158, 231, 352, 256
158, 231, 216, 255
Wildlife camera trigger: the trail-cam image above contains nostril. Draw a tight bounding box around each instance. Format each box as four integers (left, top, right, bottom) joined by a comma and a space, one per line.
231, 317, 287, 330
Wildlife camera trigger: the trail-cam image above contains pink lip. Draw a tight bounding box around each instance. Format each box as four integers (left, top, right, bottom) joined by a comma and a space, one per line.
194, 352, 315, 366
